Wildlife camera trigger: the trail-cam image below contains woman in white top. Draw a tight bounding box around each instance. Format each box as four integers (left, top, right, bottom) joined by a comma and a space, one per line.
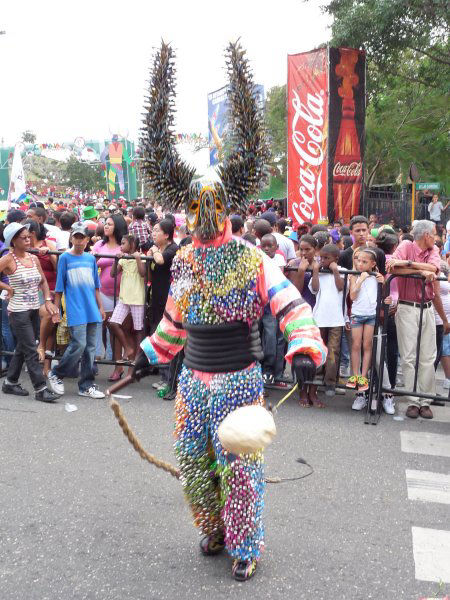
0, 223, 60, 402
346, 247, 384, 396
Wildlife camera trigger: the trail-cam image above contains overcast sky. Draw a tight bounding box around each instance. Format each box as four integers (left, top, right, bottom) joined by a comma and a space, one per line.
1, 0, 330, 146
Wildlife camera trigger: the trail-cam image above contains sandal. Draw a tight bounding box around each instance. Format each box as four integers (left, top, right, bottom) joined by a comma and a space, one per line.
107, 371, 124, 382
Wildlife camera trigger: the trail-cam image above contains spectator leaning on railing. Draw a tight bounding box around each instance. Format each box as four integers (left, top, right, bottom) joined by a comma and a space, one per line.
387, 220, 448, 420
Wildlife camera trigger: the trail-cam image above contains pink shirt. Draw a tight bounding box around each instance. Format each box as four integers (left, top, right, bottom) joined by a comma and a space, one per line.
389, 240, 440, 302
92, 240, 122, 298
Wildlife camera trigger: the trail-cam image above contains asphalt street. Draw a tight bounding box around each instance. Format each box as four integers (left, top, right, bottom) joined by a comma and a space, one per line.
1, 368, 449, 600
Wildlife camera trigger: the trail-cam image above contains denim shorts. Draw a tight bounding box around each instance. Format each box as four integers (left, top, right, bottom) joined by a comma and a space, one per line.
442, 333, 450, 357
350, 314, 376, 328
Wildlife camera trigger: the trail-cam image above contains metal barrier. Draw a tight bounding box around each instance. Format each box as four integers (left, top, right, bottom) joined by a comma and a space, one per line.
1, 253, 449, 421
366, 272, 449, 425
0, 250, 155, 371
285, 265, 449, 425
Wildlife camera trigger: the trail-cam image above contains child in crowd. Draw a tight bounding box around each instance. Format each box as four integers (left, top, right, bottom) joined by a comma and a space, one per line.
287, 234, 320, 405
259, 234, 289, 389
47, 222, 106, 399
346, 247, 384, 410
309, 244, 345, 401
129, 206, 151, 249
109, 235, 146, 363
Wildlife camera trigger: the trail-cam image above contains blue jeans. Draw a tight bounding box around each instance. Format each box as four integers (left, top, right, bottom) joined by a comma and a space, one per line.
260, 308, 286, 380
53, 322, 98, 392
1, 298, 15, 365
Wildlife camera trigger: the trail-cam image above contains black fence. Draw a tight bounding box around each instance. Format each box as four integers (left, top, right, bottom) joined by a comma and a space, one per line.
363, 188, 450, 228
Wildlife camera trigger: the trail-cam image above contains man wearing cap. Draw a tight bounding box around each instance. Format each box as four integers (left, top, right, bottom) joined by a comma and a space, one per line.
47, 222, 106, 400
82, 205, 99, 223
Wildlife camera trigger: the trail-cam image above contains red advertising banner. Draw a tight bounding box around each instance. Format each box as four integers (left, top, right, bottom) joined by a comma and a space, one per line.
328, 47, 365, 222
287, 49, 329, 227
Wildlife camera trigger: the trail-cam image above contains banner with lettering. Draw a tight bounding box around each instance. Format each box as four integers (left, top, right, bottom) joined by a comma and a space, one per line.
287, 49, 329, 226
328, 47, 365, 222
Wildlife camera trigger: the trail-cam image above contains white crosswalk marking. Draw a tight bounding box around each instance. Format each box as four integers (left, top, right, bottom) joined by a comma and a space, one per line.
401, 431, 450, 458
412, 527, 450, 583
406, 469, 450, 504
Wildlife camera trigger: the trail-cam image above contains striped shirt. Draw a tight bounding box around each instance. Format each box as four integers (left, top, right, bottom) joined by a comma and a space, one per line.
8, 253, 41, 312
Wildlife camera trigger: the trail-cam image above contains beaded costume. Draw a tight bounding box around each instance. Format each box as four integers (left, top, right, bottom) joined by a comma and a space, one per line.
137, 40, 327, 579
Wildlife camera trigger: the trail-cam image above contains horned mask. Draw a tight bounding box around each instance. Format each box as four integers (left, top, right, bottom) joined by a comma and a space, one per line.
140, 41, 270, 242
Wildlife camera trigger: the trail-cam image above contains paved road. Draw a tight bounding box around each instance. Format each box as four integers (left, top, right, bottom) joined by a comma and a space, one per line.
1, 368, 449, 600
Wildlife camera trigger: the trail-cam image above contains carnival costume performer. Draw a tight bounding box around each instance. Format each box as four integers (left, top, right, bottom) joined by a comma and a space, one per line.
130, 41, 327, 581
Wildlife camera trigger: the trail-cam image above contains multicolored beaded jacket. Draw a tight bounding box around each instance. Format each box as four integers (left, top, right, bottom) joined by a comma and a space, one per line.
141, 220, 327, 370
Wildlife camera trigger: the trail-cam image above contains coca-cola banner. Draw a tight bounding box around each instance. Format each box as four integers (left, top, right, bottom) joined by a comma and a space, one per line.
328, 47, 365, 222
287, 49, 329, 227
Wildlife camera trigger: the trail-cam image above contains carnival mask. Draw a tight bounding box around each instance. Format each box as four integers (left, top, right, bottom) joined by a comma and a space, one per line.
140, 41, 269, 240
186, 180, 227, 241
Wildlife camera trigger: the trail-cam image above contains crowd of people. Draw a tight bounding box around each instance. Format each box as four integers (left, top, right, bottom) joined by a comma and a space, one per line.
0, 195, 448, 420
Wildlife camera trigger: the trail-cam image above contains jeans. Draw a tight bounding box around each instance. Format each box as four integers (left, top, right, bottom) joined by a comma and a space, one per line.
52, 322, 98, 392
7, 309, 46, 391
260, 308, 286, 380
1, 298, 15, 366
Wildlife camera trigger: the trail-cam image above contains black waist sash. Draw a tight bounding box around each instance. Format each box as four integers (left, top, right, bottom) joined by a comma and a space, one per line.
183, 321, 263, 373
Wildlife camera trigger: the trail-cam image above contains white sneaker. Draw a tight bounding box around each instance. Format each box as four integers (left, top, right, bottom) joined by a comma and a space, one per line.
352, 393, 367, 411
443, 379, 450, 390
78, 386, 105, 399
382, 393, 395, 415
47, 370, 65, 395
340, 365, 350, 378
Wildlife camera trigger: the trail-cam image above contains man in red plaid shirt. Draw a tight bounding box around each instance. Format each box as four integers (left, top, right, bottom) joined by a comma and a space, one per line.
129, 206, 151, 249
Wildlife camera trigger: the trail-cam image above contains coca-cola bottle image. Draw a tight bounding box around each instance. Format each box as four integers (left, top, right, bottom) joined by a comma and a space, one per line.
332, 49, 363, 221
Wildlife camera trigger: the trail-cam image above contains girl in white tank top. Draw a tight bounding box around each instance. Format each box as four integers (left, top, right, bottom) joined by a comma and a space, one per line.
346, 248, 385, 392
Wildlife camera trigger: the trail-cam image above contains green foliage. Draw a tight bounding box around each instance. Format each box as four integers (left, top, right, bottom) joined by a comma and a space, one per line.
64, 156, 105, 193
265, 85, 287, 178
21, 130, 36, 144
321, 0, 449, 93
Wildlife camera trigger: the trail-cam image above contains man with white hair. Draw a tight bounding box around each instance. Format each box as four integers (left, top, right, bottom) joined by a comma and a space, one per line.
387, 220, 448, 419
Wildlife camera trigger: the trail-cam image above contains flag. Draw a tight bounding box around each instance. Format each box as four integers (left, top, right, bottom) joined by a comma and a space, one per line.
7, 143, 27, 208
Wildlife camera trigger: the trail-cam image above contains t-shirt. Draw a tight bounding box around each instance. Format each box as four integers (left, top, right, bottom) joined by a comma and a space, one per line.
44, 224, 65, 251
150, 242, 178, 319
273, 232, 296, 261
55, 252, 102, 327
351, 275, 378, 316
91, 240, 122, 298
434, 279, 450, 325
308, 271, 345, 327
428, 201, 444, 221
338, 244, 386, 275
287, 258, 315, 308
59, 230, 71, 250
118, 258, 145, 305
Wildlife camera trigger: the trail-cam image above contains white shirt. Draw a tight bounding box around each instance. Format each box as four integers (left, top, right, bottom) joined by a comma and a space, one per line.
273, 232, 296, 261
428, 201, 444, 221
434, 279, 450, 325
309, 271, 345, 327
44, 223, 65, 250
351, 275, 378, 316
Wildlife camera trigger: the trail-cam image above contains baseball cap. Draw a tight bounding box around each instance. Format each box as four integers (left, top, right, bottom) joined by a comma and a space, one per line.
71, 221, 89, 236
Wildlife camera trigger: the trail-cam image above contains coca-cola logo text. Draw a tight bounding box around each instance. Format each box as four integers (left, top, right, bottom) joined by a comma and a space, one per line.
290, 89, 326, 224
333, 161, 362, 178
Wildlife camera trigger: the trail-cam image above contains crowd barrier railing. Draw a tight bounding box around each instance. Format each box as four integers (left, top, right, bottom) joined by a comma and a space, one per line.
0, 250, 155, 371
367, 272, 449, 425
1, 253, 449, 422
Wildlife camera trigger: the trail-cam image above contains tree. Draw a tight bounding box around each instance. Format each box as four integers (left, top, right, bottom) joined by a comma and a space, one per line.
21, 130, 36, 144
308, 0, 449, 186
318, 0, 449, 93
264, 85, 287, 179
65, 156, 105, 193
